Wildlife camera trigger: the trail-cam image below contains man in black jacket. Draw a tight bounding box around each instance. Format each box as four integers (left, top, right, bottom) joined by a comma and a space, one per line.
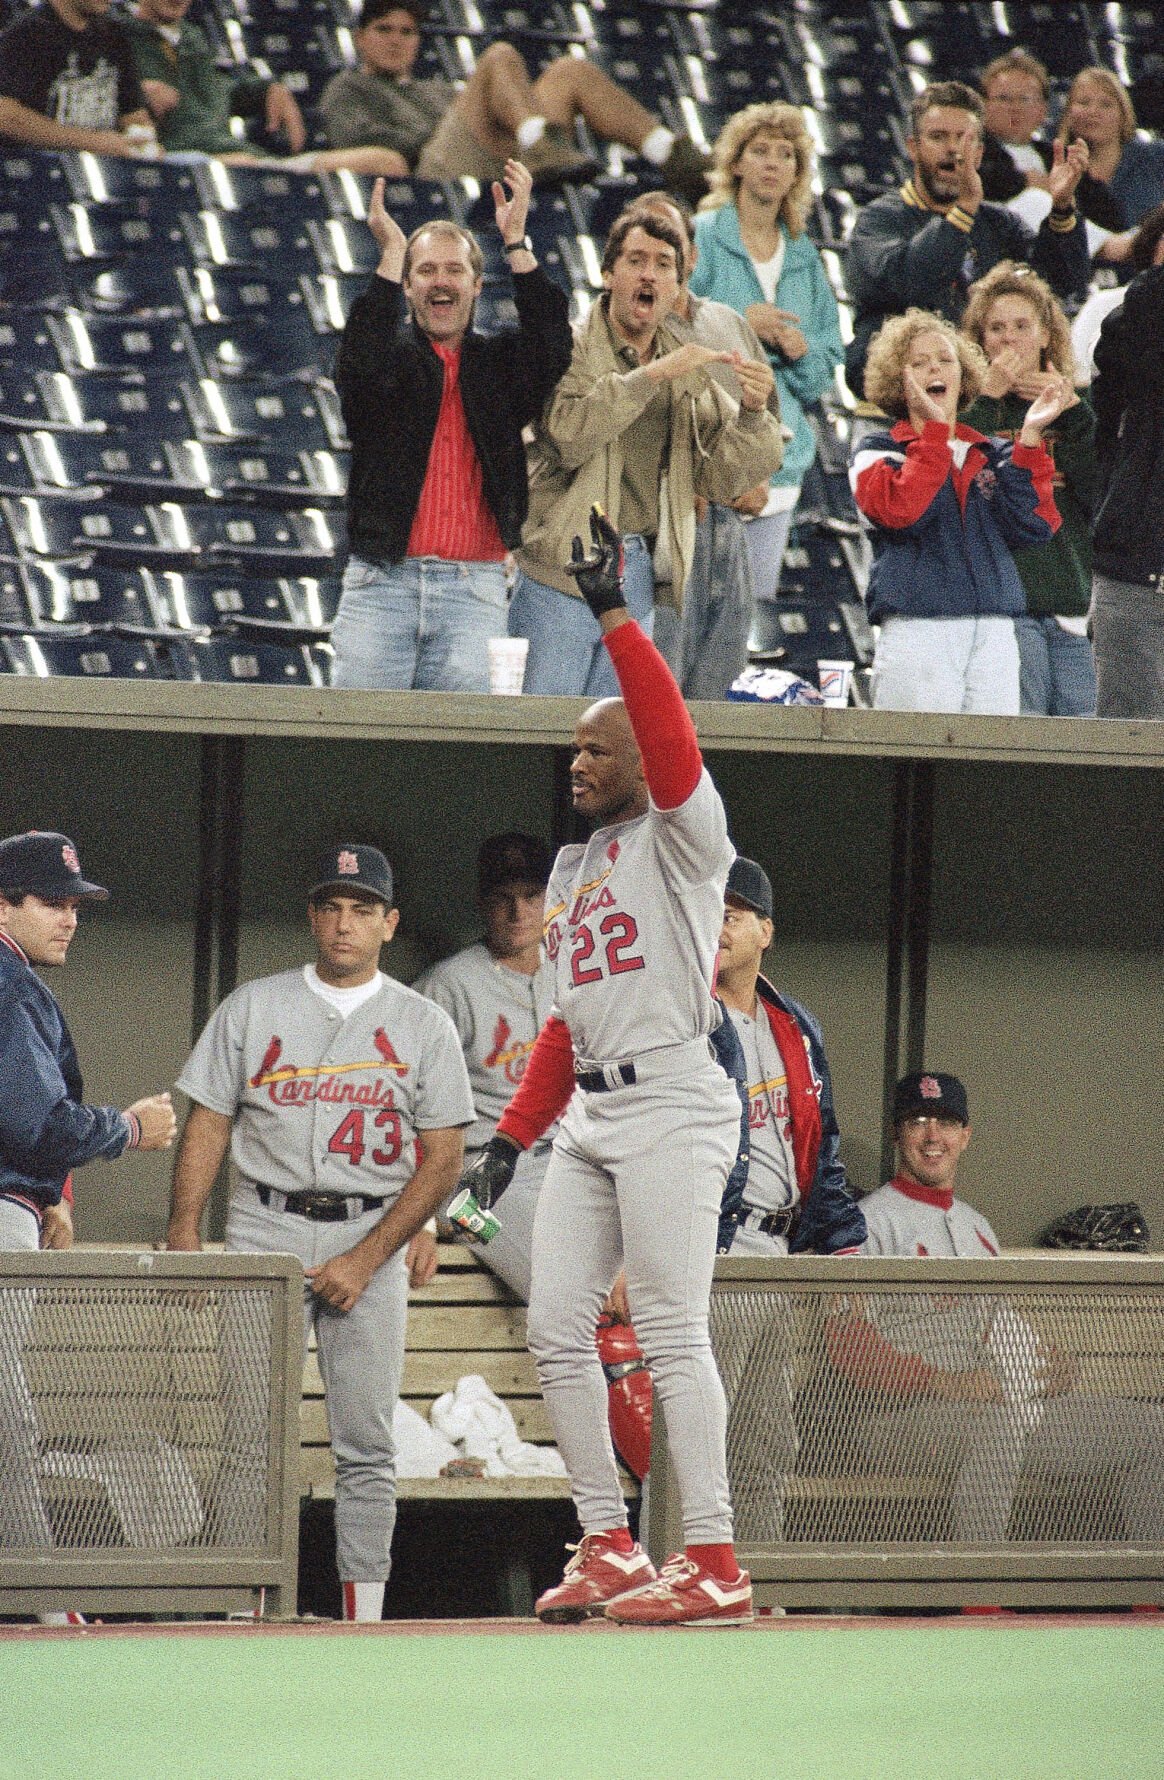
1091, 262, 1164, 718
331, 159, 571, 691
845, 81, 1091, 403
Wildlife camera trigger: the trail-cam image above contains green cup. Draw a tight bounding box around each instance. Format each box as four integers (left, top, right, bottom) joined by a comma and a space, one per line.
447, 1186, 501, 1245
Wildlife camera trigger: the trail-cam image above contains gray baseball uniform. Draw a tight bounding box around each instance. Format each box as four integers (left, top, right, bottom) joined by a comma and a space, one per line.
527, 766, 741, 1544
852, 1180, 1164, 1543
177, 965, 473, 1582
416, 942, 555, 1301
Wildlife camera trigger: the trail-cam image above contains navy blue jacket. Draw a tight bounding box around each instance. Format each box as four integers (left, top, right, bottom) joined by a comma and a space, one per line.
712, 983, 866, 1255
852, 419, 1059, 624
0, 935, 131, 1212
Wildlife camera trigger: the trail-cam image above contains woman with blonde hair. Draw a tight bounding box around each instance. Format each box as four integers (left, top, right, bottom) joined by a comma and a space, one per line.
960, 263, 1100, 714
689, 101, 842, 623
851, 308, 1070, 713
1057, 66, 1164, 228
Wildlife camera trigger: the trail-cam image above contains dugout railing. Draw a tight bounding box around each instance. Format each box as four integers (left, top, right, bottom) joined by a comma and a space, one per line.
645, 1255, 1164, 1610
0, 1250, 302, 1620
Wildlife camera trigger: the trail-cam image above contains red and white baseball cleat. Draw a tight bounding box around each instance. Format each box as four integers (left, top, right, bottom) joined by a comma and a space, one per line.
534, 1532, 657, 1624
604, 1552, 753, 1627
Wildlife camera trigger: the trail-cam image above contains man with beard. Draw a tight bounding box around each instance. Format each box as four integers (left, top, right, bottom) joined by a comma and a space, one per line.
845, 81, 1090, 404
329, 159, 571, 691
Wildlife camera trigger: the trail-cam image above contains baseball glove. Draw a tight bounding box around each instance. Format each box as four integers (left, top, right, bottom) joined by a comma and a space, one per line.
1038, 1201, 1150, 1252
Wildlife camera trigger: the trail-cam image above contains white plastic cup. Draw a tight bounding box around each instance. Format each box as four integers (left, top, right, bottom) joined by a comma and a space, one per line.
817, 659, 853, 707
487, 635, 529, 695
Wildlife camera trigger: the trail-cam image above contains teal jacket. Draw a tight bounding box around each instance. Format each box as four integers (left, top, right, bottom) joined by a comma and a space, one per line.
690, 204, 842, 491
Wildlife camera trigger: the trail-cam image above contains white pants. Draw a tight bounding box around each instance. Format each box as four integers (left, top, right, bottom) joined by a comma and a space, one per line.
527, 1053, 740, 1544
872, 614, 1021, 714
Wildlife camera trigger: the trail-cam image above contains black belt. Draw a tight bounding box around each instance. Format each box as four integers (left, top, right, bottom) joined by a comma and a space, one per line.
744, 1205, 799, 1239
255, 1185, 387, 1222
574, 1062, 637, 1093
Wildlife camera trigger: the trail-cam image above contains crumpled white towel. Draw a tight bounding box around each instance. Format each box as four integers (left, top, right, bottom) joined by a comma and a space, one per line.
392, 1400, 459, 1479
429, 1375, 567, 1478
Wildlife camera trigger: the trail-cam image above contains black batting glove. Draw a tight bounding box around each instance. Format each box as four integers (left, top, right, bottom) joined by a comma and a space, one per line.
566, 505, 626, 619
457, 1134, 520, 1213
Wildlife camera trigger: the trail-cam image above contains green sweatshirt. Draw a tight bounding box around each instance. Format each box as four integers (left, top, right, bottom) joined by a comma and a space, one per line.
122, 15, 269, 156
961, 389, 1099, 618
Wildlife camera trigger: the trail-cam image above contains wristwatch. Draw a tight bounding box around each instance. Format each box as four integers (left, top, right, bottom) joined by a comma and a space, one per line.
503, 235, 533, 254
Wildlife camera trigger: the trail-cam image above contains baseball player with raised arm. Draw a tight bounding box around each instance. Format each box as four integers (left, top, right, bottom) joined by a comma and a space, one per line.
415, 832, 554, 1302
458, 509, 752, 1627
0, 829, 175, 1624
167, 844, 473, 1622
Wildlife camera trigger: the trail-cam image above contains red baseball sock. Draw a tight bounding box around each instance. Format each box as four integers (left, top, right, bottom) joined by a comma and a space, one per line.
686, 1542, 740, 1581
596, 1526, 635, 1553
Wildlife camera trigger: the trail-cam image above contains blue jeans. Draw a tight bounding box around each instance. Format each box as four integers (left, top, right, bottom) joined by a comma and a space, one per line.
743, 502, 797, 606
1015, 615, 1096, 716
509, 534, 654, 697
654, 505, 753, 700
330, 555, 508, 691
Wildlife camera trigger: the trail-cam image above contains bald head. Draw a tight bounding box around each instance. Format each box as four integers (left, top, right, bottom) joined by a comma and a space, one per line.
570, 699, 647, 827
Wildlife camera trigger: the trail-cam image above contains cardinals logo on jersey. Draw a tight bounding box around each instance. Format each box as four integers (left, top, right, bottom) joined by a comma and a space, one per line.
248, 1030, 407, 1105
482, 1014, 536, 1085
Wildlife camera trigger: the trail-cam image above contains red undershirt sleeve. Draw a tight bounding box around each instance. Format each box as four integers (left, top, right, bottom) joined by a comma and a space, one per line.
602, 620, 702, 812
825, 1310, 936, 1395
496, 1015, 575, 1150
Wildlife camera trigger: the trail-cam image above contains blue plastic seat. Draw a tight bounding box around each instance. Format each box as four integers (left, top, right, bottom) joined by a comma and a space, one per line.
1, 631, 165, 677
19, 560, 164, 631
65, 260, 186, 319
150, 565, 338, 637
187, 157, 330, 217
178, 209, 320, 273
163, 634, 325, 684
179, 375, 343, 447
61, 152, 200, 209
49, 201, 183, 263
0, 197, 71, 306
46, 312, 202, 379
321, 171, 457, 230
0, 313, 66, 373
0, 370, 190, 439
1, 492, 201, 567
18, 432, 209, 502
188, 311, 331, 379
190, 442, 347, 506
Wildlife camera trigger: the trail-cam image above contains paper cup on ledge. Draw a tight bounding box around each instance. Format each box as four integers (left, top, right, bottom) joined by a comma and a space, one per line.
487, 636, 529, 695
817, 659, 853, 707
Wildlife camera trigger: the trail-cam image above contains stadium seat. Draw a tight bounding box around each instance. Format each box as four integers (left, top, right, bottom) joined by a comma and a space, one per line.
180, 376, 344, 449
19, 560, 164, 632
62, 151, 200, 209
175, 264, 302, 326
188, 157, 330, 216
163, 634, 326, 684
0, 149, 74, 211
149, 566, 338, 639
0, 370, 190, 439
65, 261, 186, 320
46, 312, 203, 379
49, 201, 183, 263
188, 443, 347, 506
17, 432, 209, 502
178, 209, 320, 273
0, 631, 165, 677
0, 199, 70, 306
321, 171, 457, 230
1, 493, 201, 568
0, 313, 66, 373
187, 311, 330, 380
747, 598, 874, 683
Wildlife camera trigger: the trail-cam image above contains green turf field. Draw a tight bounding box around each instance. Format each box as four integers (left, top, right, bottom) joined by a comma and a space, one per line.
3, 1619, 1161, 1780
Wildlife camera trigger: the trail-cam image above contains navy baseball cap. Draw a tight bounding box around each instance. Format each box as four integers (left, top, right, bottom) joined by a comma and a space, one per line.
310, 843, 394, 905
0, 831, 108, 900
478, 832, 552, 897
893, 1071, 970, 1126
726, 856, 773, 920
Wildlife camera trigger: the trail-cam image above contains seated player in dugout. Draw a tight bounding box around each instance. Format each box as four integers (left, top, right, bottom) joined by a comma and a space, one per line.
826, 1072, 1164, 1545
319, 0, 712, 201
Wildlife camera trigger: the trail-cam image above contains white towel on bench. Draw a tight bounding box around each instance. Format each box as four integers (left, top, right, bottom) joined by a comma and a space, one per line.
430, 1375, 568, 1478
393, 1401, 460, 1478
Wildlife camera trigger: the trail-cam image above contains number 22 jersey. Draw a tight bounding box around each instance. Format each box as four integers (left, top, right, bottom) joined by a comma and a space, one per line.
543, 767, 734, 1068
